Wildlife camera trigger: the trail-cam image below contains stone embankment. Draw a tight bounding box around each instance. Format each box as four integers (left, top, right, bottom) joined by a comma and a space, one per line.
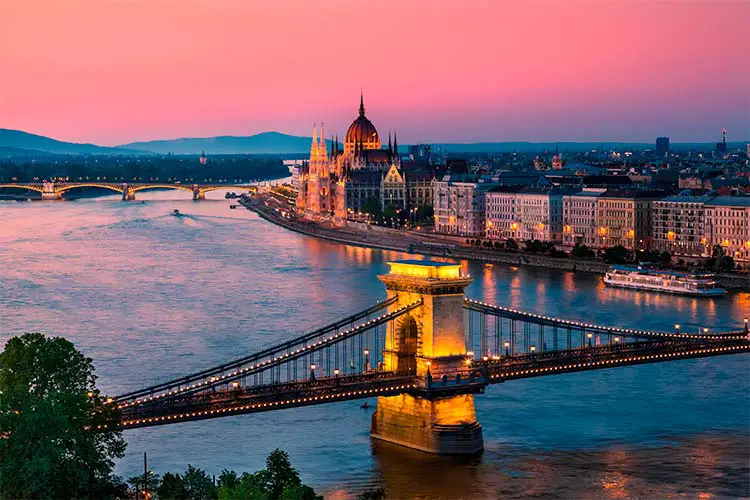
242, 197, 749, 291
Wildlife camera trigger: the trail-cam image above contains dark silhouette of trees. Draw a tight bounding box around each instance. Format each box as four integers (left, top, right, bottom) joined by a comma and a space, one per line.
0, 333, 126, 498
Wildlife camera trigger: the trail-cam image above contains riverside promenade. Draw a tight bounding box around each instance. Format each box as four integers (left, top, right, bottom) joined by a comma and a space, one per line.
242, 194, 750, 291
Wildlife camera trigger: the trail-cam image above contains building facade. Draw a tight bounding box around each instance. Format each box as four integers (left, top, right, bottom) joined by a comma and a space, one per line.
434, 175, 493, 237
651, 194, 713, 258
595, 191, 662, 250
562, 189, 606, 247
703, 197, 750, 262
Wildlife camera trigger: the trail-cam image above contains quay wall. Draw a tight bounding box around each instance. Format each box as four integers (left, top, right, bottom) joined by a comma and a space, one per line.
243, 199, 749, 291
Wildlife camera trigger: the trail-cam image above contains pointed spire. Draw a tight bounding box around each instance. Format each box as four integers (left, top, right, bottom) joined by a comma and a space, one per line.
319, 122, 327, 156
388, 131, 392, 153
393, 130, 399, 157
311, 123, 318, 157
359, 90, 365, 117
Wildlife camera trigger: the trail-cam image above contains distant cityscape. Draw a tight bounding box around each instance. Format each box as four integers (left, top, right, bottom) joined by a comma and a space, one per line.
292, 98, 750, 264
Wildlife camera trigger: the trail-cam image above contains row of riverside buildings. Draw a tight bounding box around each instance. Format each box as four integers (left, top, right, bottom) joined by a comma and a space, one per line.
433, 175, 750, 262
295, 98, 750, 263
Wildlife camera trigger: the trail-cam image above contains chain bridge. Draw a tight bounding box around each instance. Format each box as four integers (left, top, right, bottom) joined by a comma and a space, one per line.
109, 260, 749, 455
0, 181, 256, 200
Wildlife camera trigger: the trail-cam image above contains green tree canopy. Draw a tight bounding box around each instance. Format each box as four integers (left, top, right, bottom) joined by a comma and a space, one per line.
0, 333, 126, 498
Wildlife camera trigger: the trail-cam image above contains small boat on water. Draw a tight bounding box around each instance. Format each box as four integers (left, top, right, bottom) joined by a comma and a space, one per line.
171, 209, 185, 217
229, 204, 237, 209
603, 265, 726, 297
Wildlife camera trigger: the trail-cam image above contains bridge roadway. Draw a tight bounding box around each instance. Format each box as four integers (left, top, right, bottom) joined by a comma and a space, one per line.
113, 334, 749, 430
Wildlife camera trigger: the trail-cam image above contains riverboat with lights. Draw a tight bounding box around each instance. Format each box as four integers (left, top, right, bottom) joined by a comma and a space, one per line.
603, 265, 726, 297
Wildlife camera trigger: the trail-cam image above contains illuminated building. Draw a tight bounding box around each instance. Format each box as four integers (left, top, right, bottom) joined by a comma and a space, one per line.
433, 174, 495, 237
562, 188, 606, 247
703, 196, 750, 262
595, 191, 664, 250
651, 193, 713, 257
296, 94, 435, 222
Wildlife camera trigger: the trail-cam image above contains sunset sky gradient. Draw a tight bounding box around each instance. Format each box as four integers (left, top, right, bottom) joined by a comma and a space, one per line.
2, 0, 748, 145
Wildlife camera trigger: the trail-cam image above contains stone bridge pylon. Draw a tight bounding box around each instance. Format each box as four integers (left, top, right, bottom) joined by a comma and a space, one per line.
371, 261, 484, 454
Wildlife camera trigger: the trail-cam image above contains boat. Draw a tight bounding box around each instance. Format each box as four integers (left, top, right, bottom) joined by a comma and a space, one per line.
603, 265, 726, 297
171, 209, 184, 217
229, 204, 237, 209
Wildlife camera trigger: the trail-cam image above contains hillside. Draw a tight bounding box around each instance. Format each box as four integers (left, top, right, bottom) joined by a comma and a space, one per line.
119, 131, 324, 155
0, 129, 147, 155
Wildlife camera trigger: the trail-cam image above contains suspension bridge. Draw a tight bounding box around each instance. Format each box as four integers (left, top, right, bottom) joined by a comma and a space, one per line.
0, 181, 256, 200
110, 260, 750, 454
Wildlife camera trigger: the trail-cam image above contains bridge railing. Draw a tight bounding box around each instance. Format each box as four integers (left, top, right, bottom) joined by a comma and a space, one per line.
116, 298, 421, 410
115, 297, 397, 403
463, 298, 747, 359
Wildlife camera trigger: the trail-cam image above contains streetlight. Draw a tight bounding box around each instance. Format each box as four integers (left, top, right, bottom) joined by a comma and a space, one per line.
675, 324, 680, 334
744, 318, 748, 334
364, 349, 370, 371
504, 341, 510, 357
310, 363, 316, 381
587, 332, 593, 348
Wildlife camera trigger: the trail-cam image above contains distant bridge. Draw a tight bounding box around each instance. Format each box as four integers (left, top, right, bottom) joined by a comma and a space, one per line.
107, 260, 749, 455
0, 181, 257, 200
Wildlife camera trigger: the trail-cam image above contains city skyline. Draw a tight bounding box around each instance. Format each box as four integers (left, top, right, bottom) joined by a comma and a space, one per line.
2, 1, 748, 145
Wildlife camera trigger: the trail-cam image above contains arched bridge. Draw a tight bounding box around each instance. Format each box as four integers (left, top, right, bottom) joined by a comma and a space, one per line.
108, 260, 749, 455
0, 181, 257, 200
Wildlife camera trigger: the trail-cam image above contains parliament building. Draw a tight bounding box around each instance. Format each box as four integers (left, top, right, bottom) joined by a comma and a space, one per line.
296, 95, 435, 223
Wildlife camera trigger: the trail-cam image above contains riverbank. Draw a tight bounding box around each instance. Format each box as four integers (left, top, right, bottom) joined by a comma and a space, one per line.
242, 196, 750, 291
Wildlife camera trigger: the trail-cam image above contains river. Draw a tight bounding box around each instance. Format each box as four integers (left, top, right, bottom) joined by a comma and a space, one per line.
1, 190, 748, 499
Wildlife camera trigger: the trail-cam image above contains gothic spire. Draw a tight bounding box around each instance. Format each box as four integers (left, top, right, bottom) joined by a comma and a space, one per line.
359, 90, 365, 117
311, 123, 318, 157
319, 122, 327, 156
393, 130, 399, 157
388, 131, 392, 154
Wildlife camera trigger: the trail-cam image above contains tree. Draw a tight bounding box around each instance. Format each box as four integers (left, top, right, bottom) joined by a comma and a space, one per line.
128, 470, 161, 498
357, 488, 387, 500
183, 465, 217, 500
263, 449, 301, 500
571, 243, 595, 259
658, 251, 672, 267
361, 196, 382, 219
218, 469, 240, 489
0, 333, 126, 499
505, 238, 519, 251
603, 245, 630, 264
158, 472, 189, 499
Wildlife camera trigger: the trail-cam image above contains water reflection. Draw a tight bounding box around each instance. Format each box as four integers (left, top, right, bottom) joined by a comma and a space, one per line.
0, 193, 747, 498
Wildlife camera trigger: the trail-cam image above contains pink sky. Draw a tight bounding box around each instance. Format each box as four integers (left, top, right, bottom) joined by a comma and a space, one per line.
1, 0, 748, 145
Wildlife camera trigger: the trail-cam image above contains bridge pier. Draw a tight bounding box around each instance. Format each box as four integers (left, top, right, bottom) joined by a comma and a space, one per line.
41, 191, 63, 200
371, 260, 484, 455
122, 188, 136, 201
193, 185, 205, 200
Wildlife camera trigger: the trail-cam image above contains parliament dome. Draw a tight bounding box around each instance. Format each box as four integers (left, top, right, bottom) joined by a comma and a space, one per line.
344, 94, 381, 152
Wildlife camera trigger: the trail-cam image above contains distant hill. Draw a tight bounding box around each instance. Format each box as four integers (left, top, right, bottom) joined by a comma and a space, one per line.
119, 131, 324, 155
0, 129, 147, 155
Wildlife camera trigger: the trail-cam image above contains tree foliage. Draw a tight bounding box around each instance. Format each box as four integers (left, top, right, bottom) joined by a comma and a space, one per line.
571, 243, 596, 259
0, 333, 126, 498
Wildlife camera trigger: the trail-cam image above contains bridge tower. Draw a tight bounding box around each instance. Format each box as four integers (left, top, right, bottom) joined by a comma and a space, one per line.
371, 260, 483, 455
192, 185, 205, 200
121, 183, 136, 201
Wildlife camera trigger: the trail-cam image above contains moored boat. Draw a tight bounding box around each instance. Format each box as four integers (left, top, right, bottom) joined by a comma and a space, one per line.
603, 265, 726, 297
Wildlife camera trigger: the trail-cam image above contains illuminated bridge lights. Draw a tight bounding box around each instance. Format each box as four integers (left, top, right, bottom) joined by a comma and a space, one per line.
463, 298, 744, 341
117, 300, 422, 410
119, 383, 418, 429
488, 345, 747, 382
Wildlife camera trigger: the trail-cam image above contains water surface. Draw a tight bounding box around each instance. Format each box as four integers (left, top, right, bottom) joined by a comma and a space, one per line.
1, 191, 748, 499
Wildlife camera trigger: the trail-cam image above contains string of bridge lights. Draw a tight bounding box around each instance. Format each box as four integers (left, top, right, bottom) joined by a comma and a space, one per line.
113, 384, 416, 429
116, 300, 422, 410
463, 298, 747, 341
